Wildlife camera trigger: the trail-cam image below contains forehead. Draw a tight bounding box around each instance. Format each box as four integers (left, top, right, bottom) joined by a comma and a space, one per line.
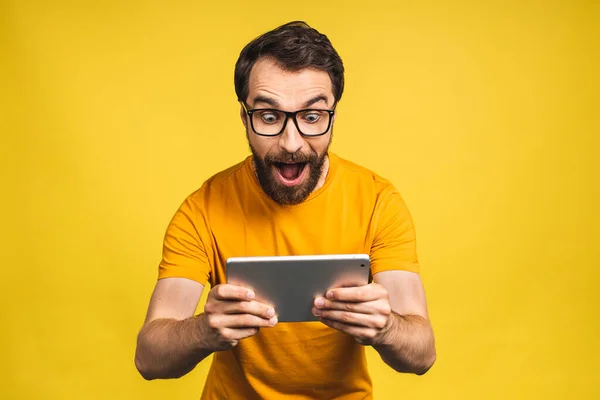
247, 57, 334, 107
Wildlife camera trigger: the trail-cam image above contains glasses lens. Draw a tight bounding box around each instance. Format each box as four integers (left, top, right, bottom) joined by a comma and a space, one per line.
296, 110, 331, 136
252, 110, 286, 135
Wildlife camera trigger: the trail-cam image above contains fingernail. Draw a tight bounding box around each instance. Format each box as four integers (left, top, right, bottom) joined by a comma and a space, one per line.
269, 316, 278, 325
315, 297, 324, 307
313, 307, 322, 316
266, 308, 275, 318
247, 291, 255, 299
326, 291, 333, 299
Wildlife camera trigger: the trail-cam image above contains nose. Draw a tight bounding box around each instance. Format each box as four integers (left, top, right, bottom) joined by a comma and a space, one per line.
278, 117, 304, 154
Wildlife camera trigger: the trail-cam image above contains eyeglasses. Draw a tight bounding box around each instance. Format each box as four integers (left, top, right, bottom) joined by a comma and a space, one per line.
242, 102, 336, 137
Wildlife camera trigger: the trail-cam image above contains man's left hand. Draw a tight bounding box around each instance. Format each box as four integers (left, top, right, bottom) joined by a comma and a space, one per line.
312, 283, 394, 346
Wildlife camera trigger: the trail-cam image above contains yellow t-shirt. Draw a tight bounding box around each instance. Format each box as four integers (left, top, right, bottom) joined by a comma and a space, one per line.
158, 152, 419, 399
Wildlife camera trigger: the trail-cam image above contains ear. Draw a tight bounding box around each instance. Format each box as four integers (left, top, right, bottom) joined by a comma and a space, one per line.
240, 103, 248, 130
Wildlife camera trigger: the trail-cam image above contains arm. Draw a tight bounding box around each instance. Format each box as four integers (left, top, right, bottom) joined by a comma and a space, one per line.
134, 277, 208, 380
135, 278, 277, 380
371, 270, 436, 375
313, 270, 436, 375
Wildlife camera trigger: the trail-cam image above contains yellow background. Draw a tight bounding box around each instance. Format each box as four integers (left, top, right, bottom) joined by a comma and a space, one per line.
1, 1, 598, 399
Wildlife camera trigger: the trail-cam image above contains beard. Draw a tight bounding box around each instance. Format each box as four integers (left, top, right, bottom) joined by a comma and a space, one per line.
249, 141, 330, 206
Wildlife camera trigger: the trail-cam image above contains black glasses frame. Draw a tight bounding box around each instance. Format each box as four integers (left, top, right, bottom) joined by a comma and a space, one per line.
242, 102, 336, 137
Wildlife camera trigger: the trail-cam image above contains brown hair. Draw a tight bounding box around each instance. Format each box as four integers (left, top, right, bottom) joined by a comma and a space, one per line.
234, 21, 345, 104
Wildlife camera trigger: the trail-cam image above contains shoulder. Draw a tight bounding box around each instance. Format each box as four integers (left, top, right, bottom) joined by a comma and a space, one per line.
332, 153, 397, 195
184, 156, 252, 208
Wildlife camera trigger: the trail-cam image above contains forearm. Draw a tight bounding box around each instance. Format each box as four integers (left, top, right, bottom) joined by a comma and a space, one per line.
135, 314, 212, 380
373, 312, 436, 375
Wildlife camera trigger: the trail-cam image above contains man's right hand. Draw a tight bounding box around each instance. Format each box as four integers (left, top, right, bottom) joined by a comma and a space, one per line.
199, 284, 277, 351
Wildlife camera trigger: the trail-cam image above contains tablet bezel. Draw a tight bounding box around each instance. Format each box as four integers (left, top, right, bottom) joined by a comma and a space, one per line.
226, 253, 371, 322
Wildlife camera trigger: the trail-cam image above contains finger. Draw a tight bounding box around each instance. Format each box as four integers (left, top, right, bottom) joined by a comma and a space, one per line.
312, 308, 387, 329
215, 313, 278, 328
319, 318, 380, 344
212, 284, 255, 301
218, 300, 276, 319
220, 327, 260, 341
314, 298, 391, 315
325, 284, 386, 303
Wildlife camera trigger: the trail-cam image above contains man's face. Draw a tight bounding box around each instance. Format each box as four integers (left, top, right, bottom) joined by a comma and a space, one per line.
241, 57, 335, 205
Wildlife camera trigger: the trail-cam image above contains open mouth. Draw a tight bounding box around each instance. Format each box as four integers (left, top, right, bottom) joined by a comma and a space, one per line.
273, 162, 308, 187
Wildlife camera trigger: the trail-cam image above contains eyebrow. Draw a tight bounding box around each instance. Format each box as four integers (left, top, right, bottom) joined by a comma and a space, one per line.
302, 95, 329, 108
251, 94, 330, 109
252, 95, 280, 108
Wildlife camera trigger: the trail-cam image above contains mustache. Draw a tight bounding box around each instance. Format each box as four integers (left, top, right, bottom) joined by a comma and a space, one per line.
264, 151, 318, 164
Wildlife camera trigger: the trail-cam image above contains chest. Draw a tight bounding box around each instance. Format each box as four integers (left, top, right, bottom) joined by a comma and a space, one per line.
206, 195, 376, 285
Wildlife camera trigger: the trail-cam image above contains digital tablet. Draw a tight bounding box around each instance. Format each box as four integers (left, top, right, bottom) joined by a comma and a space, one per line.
226, 254, 371, 322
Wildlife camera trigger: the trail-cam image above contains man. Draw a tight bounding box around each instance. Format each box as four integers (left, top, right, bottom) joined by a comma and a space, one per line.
135, 21, 436, 399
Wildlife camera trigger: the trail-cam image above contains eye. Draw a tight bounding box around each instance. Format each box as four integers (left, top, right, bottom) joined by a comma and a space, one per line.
302, 112, 321, 124
258, 111, 281, 124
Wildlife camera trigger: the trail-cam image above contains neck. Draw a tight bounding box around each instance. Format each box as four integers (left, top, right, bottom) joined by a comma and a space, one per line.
314, 154, 330, 191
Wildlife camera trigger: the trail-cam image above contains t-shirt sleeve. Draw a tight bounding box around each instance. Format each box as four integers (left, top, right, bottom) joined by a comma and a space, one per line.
158, 196, 211, 285
370, 187, 420, 275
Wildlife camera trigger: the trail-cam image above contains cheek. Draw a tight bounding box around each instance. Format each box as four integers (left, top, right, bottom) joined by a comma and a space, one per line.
309, 135, 331, 155
248, 135, 275, 156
